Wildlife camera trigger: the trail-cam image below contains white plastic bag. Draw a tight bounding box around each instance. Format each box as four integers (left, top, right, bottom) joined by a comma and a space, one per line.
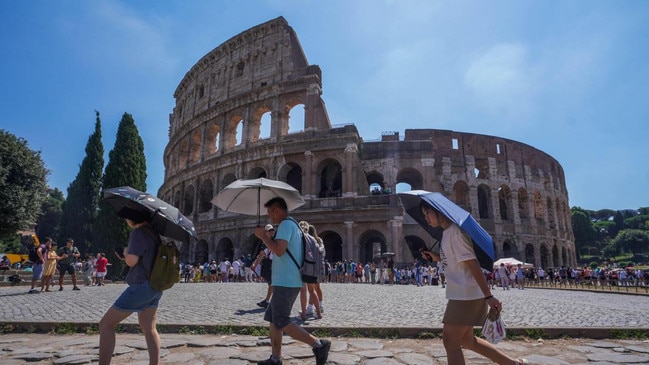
482, 308, 506, 344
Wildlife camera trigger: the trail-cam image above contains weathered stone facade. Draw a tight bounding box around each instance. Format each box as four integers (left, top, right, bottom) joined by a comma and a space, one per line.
159, 17, 576, 269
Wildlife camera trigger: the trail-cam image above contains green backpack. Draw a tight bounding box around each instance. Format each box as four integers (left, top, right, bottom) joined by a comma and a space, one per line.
142, 227, 180, 291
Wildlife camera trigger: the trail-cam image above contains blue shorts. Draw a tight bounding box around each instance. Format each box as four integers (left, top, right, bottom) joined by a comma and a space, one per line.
113, 282, 162, 313
264, 286, 300, 329
31, 263, 43, 280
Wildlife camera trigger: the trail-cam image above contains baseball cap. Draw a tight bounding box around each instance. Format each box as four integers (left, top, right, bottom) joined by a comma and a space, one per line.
265, 224, 275, 231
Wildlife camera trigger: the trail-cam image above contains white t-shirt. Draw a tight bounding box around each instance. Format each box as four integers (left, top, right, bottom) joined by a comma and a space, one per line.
440, 224, 482, 300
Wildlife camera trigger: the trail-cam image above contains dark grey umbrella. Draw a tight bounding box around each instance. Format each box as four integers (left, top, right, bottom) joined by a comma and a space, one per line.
103, 186, 198, 244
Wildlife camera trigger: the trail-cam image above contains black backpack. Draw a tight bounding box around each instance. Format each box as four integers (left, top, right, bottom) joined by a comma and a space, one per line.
28, 245, 45, 263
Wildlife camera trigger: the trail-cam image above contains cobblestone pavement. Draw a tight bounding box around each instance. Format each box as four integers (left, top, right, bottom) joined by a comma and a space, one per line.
1, 282, 648, 364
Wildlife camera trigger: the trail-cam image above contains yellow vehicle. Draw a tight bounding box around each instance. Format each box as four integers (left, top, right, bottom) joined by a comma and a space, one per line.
0, 253, 29, 268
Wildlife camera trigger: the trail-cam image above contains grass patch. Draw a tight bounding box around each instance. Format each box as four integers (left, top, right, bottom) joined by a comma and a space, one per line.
611, 329, 649, 339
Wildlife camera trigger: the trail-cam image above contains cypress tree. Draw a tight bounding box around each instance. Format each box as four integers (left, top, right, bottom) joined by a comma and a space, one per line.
95, 112, 147, 269
58, 111, 105, 253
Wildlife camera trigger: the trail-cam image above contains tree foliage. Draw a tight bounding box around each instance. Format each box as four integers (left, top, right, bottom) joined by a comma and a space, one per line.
58, 112, 105, 253
0, 129, 49, 240
95, 113, 147, 264
612, 229, 649, 256
35, 188, 65, 240
571, 207, 596, 257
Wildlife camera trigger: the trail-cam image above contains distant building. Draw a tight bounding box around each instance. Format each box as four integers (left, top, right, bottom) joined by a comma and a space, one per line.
159, 17, 575, 269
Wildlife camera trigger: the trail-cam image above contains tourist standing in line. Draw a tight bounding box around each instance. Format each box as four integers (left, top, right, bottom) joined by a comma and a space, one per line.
419, 202, 528, 365
254, 197, 330, 365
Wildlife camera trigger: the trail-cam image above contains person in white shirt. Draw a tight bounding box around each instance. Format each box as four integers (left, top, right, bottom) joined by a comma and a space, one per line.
419, 202, 527, 365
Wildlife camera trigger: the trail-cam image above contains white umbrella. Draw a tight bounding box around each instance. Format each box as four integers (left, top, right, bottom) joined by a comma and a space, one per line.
211, 178, 305, 224
493, 257, 533, 269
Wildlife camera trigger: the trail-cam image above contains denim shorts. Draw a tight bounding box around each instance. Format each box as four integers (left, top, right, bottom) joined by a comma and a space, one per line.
113, 281, 162, 313
31, 263, 43, 280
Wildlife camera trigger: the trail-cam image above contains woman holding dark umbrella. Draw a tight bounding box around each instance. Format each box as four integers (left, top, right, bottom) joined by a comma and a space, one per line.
98, 207, 162, 365
419, 202, 527, 365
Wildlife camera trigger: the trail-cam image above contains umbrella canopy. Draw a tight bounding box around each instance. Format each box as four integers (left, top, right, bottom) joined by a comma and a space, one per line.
103, 186, 198, 244
398, 190, 495, 271
211, 178, 305, 223
494, 257, 533, 269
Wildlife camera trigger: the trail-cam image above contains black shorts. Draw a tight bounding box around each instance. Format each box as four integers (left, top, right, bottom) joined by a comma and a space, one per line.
58, 263, 75, 275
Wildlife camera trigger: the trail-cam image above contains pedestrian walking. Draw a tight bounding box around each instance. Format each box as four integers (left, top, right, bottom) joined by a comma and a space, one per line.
254, 197, 330, 365
419, 202, 528, 365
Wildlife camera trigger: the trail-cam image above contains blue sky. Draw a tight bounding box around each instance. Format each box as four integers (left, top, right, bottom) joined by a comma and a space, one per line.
1, 1, 647, 212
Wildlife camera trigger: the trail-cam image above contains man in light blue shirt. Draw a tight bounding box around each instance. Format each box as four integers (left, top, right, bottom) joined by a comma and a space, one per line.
254, 197, 330, 365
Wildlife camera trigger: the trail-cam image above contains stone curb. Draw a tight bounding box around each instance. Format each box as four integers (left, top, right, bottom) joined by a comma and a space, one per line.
2, 321, 643, 340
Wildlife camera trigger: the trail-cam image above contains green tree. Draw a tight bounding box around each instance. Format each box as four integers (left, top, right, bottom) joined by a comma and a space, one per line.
600, 243, 619, 261
623, 215, 649, 230
35, 188, 65, 240
612, 229, 649, 256
0, 129, 49, 241
95, 112, 147, 275
571, 207, 596, 259
58, 112, 105, 253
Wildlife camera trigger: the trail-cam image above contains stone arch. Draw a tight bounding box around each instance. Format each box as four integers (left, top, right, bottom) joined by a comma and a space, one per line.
556, 198, 564, 231
474, 158, 490, 179
216, 237, 234, 262
320, 230, 343, 263
477, 184, 491, 219
552, 244, 559, 268
502, 239, 518, 258
396, 168, 423, 191
366, 171, 385, 195
358, 229, 388, 264
316, 158, 343, 198
221, 173, 237, 191
205, 121, 220, 155
453, 180, 470, 210
561, 246, 568, 267
540, 244, 550, 269
189, 129, 201, 163
242, 234, 262, 257
279, 163, 302, 193
498, 184, 512, 220
224, 114, 244, 149
518, 188, 529, 219
196, 239, 208, 264
183, 185, 195, 216
287, 102, 306, 134
248, 167, 267, 179
198, 178, 213, 213
524, 244, 535, 265
250, 104, 272, 143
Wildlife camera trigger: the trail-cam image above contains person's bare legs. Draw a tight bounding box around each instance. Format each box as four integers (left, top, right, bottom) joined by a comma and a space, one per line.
307, 284, 321, 318
269, 322, 283, 358
442, 323, 518, 365
281, 322, 317, 346
98, 307, 132, 365
137, 307, 160, 365
299, 285, 307, 320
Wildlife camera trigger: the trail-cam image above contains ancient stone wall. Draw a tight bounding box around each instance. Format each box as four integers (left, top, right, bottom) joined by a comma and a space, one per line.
159, 17, 576, 270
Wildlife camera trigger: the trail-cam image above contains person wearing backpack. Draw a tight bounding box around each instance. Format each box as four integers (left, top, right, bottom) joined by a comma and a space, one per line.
56, 238, 81, 291
99, 208, 163, 365
254, 197, 331, 365
28, 237, 49, 294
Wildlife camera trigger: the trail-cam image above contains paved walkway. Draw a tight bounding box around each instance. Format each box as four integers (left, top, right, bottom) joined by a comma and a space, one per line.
1, 282, 648, 364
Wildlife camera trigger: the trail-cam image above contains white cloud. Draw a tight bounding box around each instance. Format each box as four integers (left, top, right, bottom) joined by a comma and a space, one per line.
464, 43, 536, 121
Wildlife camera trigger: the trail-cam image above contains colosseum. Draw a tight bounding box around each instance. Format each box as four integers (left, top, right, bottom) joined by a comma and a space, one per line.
158, 17, 576, 270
